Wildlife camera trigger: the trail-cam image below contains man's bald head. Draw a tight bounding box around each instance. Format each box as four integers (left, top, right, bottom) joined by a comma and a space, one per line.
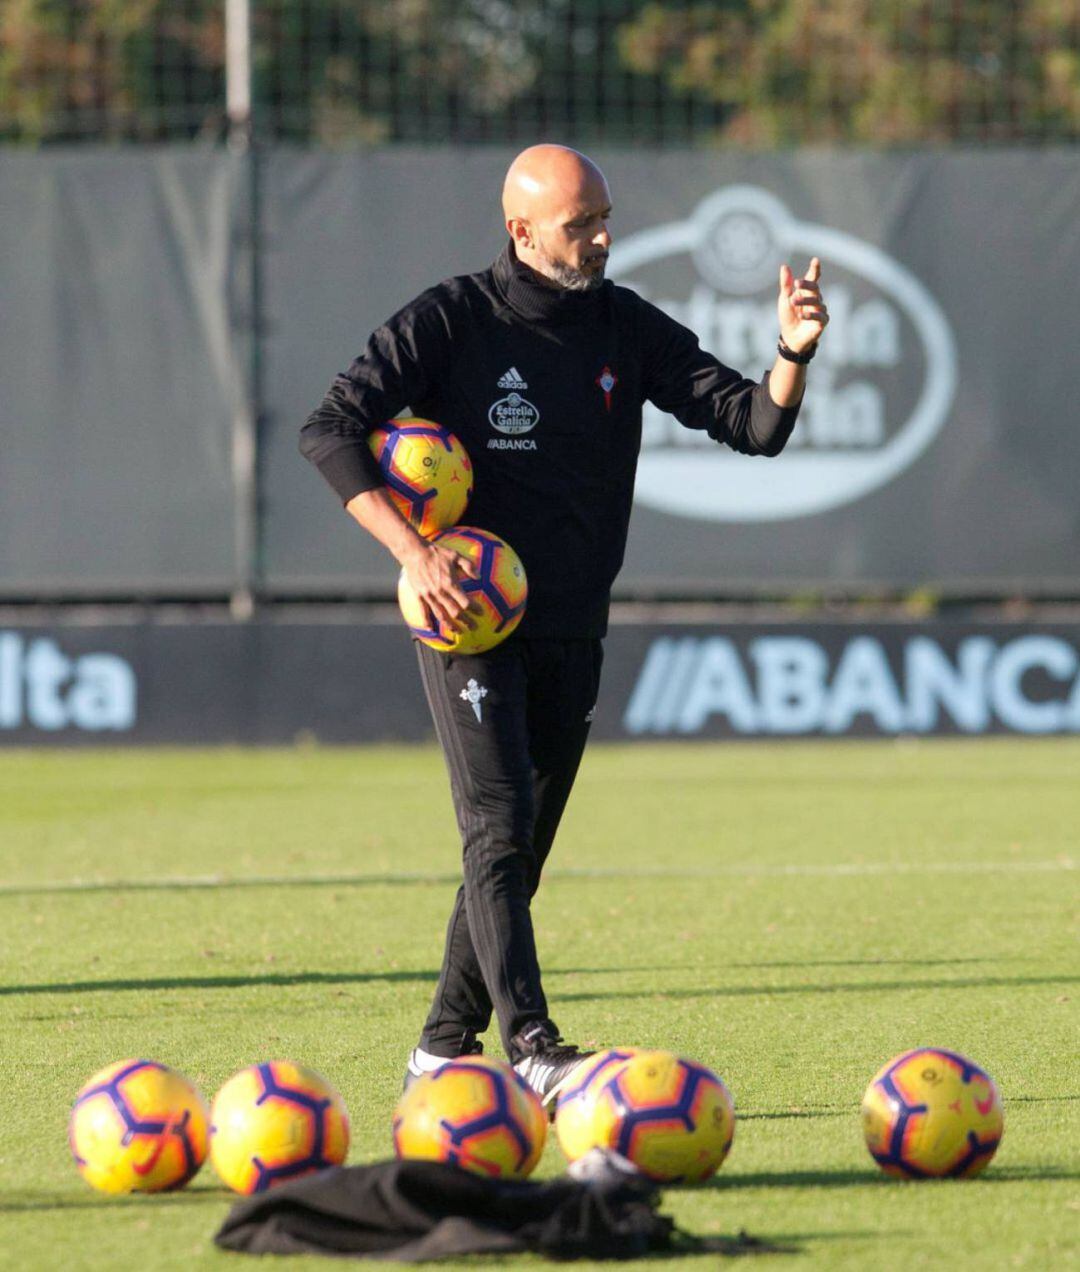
502, 145, 612, 291
502, 145, 608, 223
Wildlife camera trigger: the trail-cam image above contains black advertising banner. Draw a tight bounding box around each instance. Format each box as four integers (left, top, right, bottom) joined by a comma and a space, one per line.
4, 619, 1080, 745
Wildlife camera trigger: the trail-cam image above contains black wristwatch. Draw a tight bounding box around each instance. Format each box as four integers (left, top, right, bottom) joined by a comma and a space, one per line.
777, 338, 817, 364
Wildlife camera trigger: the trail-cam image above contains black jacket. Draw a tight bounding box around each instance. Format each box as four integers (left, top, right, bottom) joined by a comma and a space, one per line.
300, 242, 801, 637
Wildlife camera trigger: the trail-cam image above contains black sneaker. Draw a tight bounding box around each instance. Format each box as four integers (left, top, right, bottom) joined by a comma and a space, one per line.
511, 1021, 594, 1112
402, 1033, 483, 1094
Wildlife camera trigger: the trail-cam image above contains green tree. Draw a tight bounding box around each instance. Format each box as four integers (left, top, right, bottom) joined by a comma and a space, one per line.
1, 0, 1077, 145
616, 0, 1080, 144
0, 0, 225, 142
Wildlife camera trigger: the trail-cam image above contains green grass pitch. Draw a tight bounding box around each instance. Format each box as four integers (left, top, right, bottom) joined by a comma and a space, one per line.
1, 740, 1077, 1269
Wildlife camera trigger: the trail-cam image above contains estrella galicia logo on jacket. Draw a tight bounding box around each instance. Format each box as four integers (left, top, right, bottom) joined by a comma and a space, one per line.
608, 185, 958, 521
488, 388, 540, 450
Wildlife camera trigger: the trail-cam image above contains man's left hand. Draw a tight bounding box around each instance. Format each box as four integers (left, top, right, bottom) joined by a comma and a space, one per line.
778, 257, 829, 354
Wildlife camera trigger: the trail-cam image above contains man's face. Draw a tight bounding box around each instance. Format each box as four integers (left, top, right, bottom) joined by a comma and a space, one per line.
532, 179, 612, 291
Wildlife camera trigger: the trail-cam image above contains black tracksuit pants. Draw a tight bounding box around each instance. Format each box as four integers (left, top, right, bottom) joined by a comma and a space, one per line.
415, 637, 603, 1059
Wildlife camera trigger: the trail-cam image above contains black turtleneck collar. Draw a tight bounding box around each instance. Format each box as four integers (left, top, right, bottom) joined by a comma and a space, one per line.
492, 239, 608, 324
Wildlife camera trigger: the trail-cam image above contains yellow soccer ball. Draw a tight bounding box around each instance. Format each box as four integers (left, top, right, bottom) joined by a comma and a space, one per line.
575, 1050, 735, 1183
554, 1047, 641, 1163
210, 1061, 350, 1194
370, 419, 473, 538
69, 1059, 209, 1194
861, 1048, 1004, 1178
393, 1055, 547, 1179
398, 526, 527, 655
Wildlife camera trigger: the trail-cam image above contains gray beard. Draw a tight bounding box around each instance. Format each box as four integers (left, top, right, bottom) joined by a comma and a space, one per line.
534, 250, 607, 292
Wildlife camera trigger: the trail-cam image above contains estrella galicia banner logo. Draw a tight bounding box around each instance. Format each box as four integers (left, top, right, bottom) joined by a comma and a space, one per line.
609, 186, 958, 521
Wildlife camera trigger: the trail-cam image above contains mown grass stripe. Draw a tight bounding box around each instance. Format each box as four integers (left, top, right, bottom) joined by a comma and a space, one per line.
0, 857, 1072, 898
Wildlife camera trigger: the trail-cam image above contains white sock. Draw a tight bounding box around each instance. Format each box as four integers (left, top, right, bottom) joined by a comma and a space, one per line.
410, 1046, 451, 1073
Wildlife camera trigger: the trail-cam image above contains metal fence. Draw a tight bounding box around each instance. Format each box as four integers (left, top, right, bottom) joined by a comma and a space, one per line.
2, 1, 1079, 147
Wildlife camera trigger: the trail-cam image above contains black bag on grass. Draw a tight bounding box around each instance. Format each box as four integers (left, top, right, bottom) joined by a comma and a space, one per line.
213, 1158, 674, 1261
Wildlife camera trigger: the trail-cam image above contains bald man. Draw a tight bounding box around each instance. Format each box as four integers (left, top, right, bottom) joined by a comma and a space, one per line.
301, 145, 828, 1106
